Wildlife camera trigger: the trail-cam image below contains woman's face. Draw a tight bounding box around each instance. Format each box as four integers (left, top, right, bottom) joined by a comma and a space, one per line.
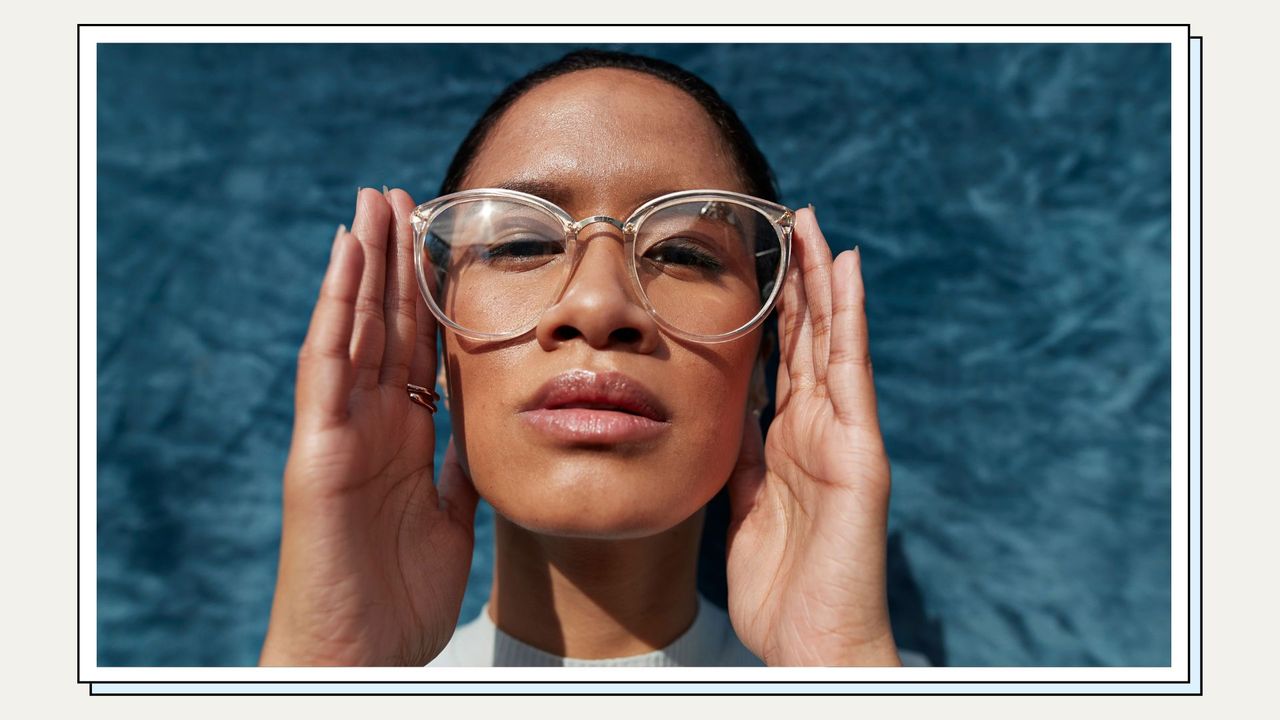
444, 67, 765, 539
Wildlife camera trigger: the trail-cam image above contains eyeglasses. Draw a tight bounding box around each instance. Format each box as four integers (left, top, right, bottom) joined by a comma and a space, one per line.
411, 188, 793, 344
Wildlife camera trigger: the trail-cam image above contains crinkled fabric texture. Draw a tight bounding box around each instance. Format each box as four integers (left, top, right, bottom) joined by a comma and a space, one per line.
96, 43, 1171, 667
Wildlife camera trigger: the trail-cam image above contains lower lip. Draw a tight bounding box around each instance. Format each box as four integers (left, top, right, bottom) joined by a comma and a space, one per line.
519, 408, 670, 444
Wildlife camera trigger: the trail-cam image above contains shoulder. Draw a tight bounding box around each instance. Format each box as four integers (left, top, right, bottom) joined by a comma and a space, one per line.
697, 595, 766, 667
898, 648, 933, 667
426, 606, 496, 667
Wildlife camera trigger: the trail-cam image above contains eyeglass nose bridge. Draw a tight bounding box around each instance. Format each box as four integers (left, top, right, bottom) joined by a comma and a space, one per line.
569, 215, 633, 235
555, 214, 650, 324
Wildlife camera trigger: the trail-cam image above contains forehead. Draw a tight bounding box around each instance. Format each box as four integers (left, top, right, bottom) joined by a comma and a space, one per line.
462, 68, 746, 213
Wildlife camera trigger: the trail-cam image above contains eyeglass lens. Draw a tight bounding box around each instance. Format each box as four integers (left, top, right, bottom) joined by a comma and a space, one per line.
421, 198, 783, 338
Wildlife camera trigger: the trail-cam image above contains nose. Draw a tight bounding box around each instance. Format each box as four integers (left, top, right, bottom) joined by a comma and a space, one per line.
534, 220, 661, 353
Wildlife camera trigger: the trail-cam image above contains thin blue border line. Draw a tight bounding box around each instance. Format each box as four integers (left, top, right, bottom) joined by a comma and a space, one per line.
91, 681, 1197, 695
87, 34, 1203, 696
1188, 35, 1202, 695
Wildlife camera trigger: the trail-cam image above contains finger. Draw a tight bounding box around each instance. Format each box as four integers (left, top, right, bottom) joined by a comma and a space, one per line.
779, 250, 816, 394
408, 216, 441, 399
378, 187, 420, 388
773, 267, 795, 409
795, 206, 837, 384
726, 409, 767, 524
411, 290, 442, 404
437, 436, 479, 531
349, 187, 393, 391
296, 225, 364, 427
828, 247, 880, 428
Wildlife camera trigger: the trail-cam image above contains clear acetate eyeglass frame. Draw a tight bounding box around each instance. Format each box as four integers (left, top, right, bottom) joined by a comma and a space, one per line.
411, 187, 794, 344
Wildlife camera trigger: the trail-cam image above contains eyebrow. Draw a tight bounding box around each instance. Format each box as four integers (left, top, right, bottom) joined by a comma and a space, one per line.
495, 179, 575, 207
493, 178, 691, 214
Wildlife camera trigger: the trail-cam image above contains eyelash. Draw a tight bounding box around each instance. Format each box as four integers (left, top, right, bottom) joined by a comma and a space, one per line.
478, 236, 725, 273
642, 240, 724, 271
483, 238, 563, 259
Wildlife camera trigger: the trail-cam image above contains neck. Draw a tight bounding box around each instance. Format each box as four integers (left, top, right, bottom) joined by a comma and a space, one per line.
487, 509, 705, 660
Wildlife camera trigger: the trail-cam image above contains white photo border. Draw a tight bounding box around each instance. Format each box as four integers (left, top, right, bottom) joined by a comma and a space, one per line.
78, 24, 1200, 694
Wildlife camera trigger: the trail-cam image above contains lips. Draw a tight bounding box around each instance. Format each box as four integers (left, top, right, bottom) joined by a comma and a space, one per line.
518, 369, 671, 445
523, 369, 669, 421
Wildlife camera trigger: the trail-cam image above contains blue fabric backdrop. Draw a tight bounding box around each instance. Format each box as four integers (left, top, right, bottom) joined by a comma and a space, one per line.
96, 43, 1172, 667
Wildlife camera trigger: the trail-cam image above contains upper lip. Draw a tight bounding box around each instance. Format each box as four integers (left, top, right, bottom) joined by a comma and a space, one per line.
523, 369, 670, 422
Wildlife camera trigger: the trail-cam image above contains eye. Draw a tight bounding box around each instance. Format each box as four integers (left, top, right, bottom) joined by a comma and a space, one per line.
482, 237, 564, 260
643, 238, 725, 271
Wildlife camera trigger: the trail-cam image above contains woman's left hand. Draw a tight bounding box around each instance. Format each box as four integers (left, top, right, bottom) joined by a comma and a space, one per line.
725, 206, 900, 666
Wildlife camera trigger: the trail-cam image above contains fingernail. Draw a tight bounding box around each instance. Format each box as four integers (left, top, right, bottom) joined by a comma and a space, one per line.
331, 224, 347, 259
808, 203, 816, 219
382, 184, 391, 198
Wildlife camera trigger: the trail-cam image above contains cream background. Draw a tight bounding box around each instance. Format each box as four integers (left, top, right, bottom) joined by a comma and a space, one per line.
5, 1, 1266, 715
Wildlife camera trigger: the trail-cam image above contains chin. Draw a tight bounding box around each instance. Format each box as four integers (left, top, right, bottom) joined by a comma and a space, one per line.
486, 490, 695, 540
509, 514, 680, 540
480, 467, 716, 540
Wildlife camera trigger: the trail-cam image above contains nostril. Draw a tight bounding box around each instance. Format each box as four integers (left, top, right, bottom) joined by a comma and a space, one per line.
552, 326, 581, 342
611, 327, 641, 345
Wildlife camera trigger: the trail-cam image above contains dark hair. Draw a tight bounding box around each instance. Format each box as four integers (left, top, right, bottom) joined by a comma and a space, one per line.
438, 48, 780, 203
440, 49, 780, 610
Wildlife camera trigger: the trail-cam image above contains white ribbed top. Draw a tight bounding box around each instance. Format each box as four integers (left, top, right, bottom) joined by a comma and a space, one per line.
426, 594, 765, 667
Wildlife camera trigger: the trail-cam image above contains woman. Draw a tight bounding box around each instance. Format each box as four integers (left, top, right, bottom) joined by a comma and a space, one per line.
259, 49, 903, 667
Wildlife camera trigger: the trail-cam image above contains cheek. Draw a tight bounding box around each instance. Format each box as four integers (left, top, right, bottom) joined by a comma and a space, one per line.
673, 355, 756, 479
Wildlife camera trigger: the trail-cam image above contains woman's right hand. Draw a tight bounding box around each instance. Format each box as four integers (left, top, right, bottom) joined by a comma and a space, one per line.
259, 188, 479, 666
